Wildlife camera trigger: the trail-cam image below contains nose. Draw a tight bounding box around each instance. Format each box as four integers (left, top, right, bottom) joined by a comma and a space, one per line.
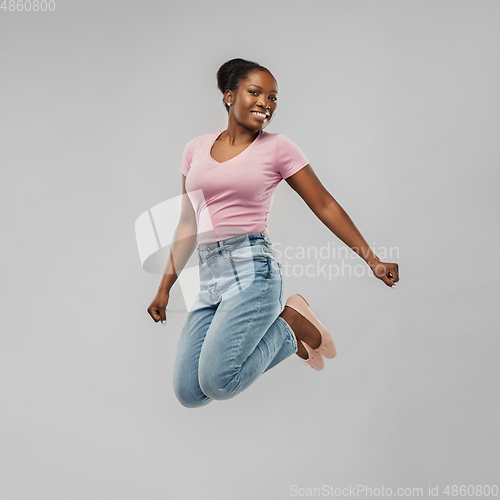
257, 97, 272, 110
258, 100, 271, 109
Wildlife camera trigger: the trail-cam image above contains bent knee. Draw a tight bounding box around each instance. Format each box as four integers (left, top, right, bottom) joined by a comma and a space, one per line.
198, 371, 236, 401
173, 380, 211, 409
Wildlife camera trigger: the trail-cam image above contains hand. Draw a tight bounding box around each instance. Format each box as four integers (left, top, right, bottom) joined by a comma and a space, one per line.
147, 290, 170, 324
369, 260, 399, 287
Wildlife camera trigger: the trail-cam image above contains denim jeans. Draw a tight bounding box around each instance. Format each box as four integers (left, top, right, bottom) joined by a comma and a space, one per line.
173, 232, 298, 408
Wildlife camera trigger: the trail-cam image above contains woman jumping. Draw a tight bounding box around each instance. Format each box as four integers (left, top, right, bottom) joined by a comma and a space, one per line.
147, 58, 400, 408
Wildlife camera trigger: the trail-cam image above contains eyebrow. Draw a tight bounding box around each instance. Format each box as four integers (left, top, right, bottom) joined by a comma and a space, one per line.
248, 84, 278, 94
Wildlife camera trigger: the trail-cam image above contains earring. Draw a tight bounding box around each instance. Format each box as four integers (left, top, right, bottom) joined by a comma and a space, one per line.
227, 102, 231, 106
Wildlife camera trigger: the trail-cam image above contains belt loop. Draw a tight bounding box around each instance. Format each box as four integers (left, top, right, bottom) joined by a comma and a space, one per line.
219, 239, 227, 258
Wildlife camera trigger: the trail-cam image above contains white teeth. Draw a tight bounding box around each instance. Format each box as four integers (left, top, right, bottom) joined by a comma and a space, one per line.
252, 111, 267, 119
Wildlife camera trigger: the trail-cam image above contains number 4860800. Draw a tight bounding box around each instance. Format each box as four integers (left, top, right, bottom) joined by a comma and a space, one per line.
1, 0, 56, 11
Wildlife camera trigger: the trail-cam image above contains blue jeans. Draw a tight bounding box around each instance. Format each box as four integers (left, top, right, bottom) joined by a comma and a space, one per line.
173, 233, 298, 408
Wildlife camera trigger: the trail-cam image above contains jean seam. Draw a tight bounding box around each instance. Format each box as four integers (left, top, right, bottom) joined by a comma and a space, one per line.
277, 262, 284, 308
228, 252, 267, 263
220, 268, 271, 393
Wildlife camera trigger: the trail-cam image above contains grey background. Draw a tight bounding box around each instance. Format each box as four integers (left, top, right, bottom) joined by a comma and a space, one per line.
1, 1, 499, 499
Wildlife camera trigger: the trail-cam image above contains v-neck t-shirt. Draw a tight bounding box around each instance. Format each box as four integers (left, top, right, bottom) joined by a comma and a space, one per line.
180, 129, 310, 246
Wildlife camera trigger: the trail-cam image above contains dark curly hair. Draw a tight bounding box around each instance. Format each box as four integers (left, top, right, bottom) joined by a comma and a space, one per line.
216, 58, 274, 113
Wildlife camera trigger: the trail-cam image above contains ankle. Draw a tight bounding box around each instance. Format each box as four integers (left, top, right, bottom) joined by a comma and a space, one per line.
279, 306, 298, 332
279, 306, 321, 350
279, 308, 307, 358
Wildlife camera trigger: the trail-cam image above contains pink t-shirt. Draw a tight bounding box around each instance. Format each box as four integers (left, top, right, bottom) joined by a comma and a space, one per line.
180, 129, 309, 246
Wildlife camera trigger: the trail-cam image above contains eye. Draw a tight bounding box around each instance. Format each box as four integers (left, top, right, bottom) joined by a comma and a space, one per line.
249, 90, 278, 102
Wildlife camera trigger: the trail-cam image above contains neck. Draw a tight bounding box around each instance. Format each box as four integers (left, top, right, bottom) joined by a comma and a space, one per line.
222, 119, 261, 145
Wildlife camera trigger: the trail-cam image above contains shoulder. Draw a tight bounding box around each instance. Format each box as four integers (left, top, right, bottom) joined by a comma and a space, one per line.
260, 130, 301, 149
259, 130, 283, 142
276, 133, 301, 148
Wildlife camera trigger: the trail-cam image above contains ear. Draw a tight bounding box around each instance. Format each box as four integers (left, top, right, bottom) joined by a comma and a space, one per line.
224, 90, 233, 106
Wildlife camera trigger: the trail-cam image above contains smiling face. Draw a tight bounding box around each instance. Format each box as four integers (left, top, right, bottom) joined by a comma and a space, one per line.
225, 70, 278, 131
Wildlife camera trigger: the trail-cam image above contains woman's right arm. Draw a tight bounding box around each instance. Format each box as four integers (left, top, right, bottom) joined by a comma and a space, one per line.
147, 175, 197, 322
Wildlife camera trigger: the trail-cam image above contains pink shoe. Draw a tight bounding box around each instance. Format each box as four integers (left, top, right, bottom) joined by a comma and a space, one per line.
284, 294, 337, 359
300, 340, 325, 371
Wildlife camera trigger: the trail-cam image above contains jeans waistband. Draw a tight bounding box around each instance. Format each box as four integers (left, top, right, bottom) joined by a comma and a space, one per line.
197, 232, 272, 260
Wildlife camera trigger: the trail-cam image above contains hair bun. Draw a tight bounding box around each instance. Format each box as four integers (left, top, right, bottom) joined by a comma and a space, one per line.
216, 58, 272, 113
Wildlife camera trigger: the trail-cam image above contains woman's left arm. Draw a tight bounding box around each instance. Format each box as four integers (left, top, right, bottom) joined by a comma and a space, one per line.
286, 165, 399, 287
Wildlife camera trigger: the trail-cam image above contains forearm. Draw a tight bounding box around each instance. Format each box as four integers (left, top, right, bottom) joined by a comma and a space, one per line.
157, 222, 198, 294
318, 199, 379, 268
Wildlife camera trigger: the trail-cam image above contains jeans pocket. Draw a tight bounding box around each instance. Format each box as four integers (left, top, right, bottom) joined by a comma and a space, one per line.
229, 254, 271, 279
227, 244, 268, 263
253, 256, 271, 279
